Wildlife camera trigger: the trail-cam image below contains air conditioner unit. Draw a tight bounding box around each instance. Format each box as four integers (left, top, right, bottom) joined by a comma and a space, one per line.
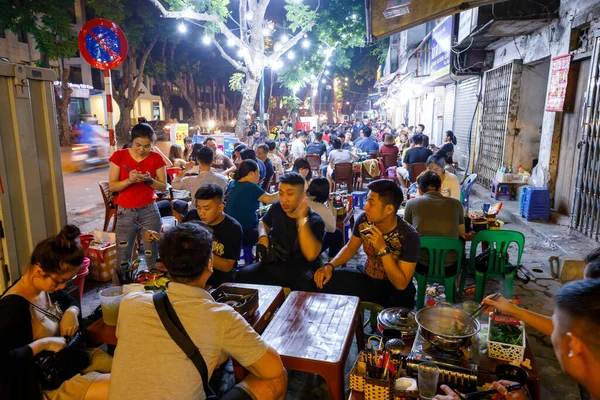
383, 0, 411, 19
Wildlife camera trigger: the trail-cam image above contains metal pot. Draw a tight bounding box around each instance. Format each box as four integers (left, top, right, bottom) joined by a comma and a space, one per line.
377, 308, 418, 338
415, 304, 481, 351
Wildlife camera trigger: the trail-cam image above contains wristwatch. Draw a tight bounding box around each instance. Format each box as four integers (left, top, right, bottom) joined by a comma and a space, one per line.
377, 246, 391, 257
297, 216, 309, 227
323, 263, 335, 270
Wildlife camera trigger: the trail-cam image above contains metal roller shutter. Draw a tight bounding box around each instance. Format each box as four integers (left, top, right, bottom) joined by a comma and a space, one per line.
443, 84, 455, 134
452, 77, 480, 172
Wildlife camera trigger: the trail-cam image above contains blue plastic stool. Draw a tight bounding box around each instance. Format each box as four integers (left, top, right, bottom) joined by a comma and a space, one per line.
491, 181, 512, 200
352, 191, 368, 209
521, 187, 550, 221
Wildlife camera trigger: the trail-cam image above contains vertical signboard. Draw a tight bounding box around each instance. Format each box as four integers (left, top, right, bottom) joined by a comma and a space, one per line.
546, 54, 572, 112
430, 17, 453, 81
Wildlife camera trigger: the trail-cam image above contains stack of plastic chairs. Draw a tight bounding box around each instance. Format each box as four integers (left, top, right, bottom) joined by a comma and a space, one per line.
520, 187, 550, 222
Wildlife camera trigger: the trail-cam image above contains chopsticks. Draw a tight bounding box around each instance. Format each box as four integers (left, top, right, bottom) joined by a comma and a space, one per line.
470, 293, 500, 319
454, 384, 522, 399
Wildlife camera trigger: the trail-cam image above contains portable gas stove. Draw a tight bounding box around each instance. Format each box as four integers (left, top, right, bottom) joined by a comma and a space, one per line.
406, 333, 479, 389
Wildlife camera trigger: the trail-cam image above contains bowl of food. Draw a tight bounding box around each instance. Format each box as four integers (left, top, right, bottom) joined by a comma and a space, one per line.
496, 364, 529, 385
415, 304, 481, 351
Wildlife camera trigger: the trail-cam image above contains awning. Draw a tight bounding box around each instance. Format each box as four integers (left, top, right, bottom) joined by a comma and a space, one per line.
365, 0, 509, 41
375, 72, 399, 88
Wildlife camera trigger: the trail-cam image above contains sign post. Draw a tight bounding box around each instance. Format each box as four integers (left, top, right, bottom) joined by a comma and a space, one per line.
78, 18, 128, 151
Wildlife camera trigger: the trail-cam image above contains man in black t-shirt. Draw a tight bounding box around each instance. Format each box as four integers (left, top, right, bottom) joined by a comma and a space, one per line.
396, 134, 432, 188
314, 180, 420, 308
306, 132, 328, 157
416, 124, 429, 148
236, 172, 325, 291
182, 184, 243, 287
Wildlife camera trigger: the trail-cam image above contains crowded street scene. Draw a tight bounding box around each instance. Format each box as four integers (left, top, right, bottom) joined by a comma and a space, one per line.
1, 0, 600, 399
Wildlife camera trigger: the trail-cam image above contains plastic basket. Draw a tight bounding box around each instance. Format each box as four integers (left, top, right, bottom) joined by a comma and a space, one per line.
487, 318, 526, 363
349, 350, 403, 399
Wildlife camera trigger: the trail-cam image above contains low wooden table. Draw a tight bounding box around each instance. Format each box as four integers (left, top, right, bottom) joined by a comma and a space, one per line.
87, 283, 285, 345
262, 291, 365, 400
347, 330, 540, 400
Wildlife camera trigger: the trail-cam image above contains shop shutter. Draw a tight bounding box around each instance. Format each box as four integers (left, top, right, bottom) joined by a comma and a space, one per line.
452, 77, 480, 172
443, 84, 455, 134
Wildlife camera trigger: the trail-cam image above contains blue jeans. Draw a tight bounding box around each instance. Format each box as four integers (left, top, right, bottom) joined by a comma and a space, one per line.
116, 203, 162, 268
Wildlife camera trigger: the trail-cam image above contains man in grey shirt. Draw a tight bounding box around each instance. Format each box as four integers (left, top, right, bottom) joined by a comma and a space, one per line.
403, 171, 465, 276
173, 146, 229, 194
109, 223, 287, 400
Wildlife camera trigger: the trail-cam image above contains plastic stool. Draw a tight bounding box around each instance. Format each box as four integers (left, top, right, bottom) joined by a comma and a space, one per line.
491, 181, 512, 200
352, 191, 368, 209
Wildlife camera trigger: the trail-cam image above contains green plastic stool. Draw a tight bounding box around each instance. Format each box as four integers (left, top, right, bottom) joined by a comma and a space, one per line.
360, 301, 384, 334
415, 237, 464, 310
458, 230, 525, 302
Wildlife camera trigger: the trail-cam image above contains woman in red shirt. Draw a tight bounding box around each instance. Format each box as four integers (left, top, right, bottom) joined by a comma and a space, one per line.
380, 133, 399, 158
109, 123, 167, 269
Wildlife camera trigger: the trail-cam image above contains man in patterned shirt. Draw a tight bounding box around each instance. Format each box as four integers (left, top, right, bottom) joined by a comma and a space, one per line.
314, 179, 420, 307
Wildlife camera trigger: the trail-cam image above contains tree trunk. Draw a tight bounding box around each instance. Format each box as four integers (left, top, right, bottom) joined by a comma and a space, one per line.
115, 98, 133, 145
55, 63, 73, 146
235, 72, 261, 140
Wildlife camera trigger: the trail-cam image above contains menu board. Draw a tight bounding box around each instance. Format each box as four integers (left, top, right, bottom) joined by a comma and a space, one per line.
545, 54, 571, 112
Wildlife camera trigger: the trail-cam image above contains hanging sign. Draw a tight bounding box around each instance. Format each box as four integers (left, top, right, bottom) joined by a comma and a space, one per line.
546, 54, 572, 112
78, 18, 128, 70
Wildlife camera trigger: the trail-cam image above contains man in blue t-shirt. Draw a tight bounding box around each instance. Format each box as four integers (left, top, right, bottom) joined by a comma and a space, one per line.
314, 179, 420, 308
356, 127, 379, 155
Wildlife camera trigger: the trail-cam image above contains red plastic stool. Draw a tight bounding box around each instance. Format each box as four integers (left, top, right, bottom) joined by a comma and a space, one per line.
73, 257, 90, 301
491, 180, 512, 200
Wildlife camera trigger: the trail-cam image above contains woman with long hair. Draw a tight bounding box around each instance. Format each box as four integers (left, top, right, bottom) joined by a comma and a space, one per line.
109, 123, 167, 268
182, 137, 193, 161
168, 144, 186, 168
426, 150, 460, 200
224, 160, 278, 246
0, 225, 112, 400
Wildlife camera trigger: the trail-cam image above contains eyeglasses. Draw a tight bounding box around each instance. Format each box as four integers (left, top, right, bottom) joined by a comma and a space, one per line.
45, 273, 78, 286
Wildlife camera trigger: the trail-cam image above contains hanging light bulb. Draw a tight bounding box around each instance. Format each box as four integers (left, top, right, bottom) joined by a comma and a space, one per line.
272, 59, 284, 70
274, 42, 283, 52
178, 22, 187, 34
325, 70, 330, 75
302, 39, 310, 49
202, 35, 211, 45
227, 38, 235, 47
281, 34, 289, 43
321, 78, 326, 84
352, 13, 357, 20
287, 51, 295, 60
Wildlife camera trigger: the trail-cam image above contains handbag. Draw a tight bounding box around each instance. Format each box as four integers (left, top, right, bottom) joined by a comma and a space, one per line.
31, 303, 90, 391
153, 291, 219, 400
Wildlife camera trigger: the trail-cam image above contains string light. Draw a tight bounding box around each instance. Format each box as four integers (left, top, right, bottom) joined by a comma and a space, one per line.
227, 38, 235, 47
287, 51, 295, 60
321, 78, 326, 83
274, 42, 283, 52
281, 34, 289, 43
325, 70, 330, 75
202, 35, 211, 45
351, 13, 357, 20
178, 22, 187, 33
273, 60, 284, 70
302, 39, 310, 49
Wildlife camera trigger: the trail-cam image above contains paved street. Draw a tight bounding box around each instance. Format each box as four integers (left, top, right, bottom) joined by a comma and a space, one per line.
63, 166, 110, 234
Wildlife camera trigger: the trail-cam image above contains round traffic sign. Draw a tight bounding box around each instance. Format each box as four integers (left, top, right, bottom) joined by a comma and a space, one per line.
78, 18, 128, 70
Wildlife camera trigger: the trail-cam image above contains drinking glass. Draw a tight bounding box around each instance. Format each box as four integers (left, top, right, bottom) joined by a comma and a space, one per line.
418, 362, 440, 400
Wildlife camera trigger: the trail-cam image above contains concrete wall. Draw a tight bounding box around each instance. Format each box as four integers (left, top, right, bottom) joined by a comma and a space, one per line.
0, 31, 39, 64
488, 0, 599, 190
512, 60, 551, 170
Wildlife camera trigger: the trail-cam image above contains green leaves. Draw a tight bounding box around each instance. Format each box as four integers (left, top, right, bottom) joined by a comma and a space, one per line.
229, 73, 245, 92
282, 95, 301, 112
284, 0, 316, 33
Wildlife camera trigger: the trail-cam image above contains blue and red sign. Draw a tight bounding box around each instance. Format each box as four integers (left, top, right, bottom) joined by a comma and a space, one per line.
78, 18, 128, 70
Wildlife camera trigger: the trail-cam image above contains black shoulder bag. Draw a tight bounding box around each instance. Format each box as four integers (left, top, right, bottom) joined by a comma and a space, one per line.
31, 303, 90, 390
152, 291, 219, 399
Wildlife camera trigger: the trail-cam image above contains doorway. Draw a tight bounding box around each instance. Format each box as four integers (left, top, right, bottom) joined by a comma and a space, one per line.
554, 58, 590, 216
